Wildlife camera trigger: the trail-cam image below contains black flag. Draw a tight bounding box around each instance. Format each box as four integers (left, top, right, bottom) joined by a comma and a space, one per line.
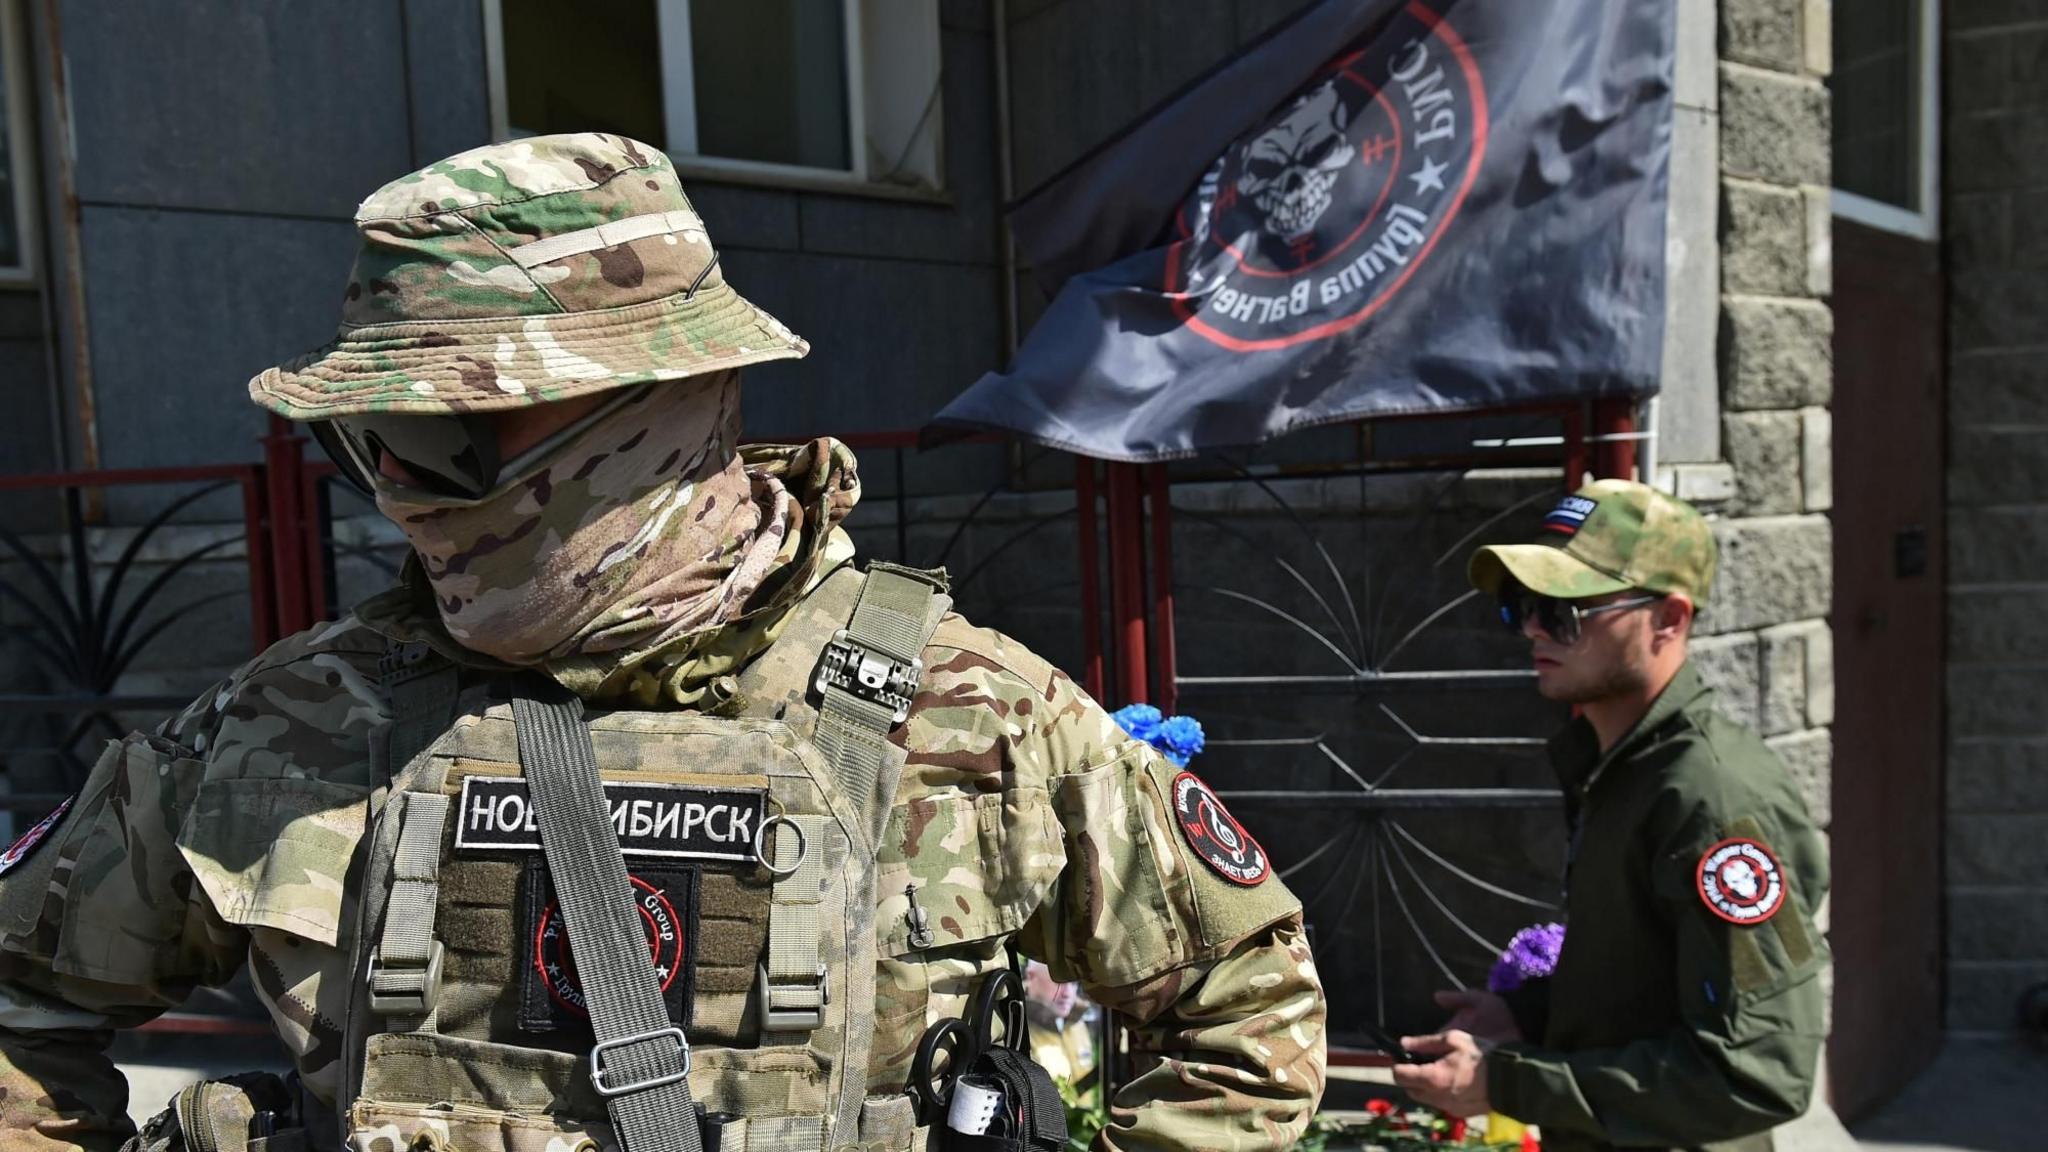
932, 0, 1675, 462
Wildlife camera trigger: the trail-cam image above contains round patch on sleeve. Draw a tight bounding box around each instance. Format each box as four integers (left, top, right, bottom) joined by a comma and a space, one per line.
1172, 772, 1270, 886
1697, 837, 1785, 924
0, 795, 74, 876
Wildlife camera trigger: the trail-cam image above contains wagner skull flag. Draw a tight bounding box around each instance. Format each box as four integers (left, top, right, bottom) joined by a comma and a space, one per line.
931, 0, 1675, 463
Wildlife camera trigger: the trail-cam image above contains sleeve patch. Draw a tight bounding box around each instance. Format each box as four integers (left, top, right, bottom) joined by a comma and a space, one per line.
1172, 772, 1270, 887
0, 796, 74, 876
1697, 837, 1784, 925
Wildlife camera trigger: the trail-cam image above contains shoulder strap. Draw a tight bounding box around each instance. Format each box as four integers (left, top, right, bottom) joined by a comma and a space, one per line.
360, 641, 461, 1025
810, 562, 949, 845
756, 564, 948, 1044
514, 676, 702, 1152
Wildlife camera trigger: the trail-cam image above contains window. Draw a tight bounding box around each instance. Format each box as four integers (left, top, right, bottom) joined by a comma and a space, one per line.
484, 0, 944, 196
0, 0, 37, 284
1831, 0, 1939, 238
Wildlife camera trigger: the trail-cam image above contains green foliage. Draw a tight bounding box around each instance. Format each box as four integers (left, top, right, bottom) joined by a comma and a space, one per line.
1058, 1074, 1106, 1152
1301, 1104, 1528, 1152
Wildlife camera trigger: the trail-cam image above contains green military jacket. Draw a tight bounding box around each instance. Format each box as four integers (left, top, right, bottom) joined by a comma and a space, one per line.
1487, 662, 1829, 1152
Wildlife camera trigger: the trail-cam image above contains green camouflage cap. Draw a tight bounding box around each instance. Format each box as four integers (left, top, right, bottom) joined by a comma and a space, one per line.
248, 133, 807, 420
1469, 478, 1716, 604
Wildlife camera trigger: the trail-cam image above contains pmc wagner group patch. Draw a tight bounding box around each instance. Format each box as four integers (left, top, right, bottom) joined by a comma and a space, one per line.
1163, 3, 1484, 351
1173, 772, 1271, 886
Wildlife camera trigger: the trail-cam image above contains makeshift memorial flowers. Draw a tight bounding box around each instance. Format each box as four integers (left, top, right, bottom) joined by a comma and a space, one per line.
1110, 703, 1206, 766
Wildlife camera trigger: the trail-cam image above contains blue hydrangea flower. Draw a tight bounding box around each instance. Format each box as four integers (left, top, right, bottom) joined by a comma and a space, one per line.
1111, 703, 1164, 743
1154, 715, 1206, 767
1487, 922, 1566, 993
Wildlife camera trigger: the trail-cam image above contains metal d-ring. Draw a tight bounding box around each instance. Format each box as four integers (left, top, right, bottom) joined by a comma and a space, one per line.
754, 813, 808, 878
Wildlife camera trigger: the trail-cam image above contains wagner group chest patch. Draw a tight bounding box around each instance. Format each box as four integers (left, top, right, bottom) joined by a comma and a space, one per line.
518, 862, 698, 1033
1697, 838, 1785, 925
456, 776, 767, 864
1172, 772, 1270, 886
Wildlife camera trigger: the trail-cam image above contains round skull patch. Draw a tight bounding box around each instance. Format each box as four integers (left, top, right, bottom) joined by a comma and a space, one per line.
532, 873, 687, 1016
1172, 772, 1270, 886
1696, 838, 1785, 925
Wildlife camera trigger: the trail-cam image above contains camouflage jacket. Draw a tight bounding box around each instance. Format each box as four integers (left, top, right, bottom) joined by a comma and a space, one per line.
0, 559, 1325, 1150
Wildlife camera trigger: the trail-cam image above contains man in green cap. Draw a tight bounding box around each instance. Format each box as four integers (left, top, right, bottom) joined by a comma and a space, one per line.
0, 135, 1324, 1151
1392, 479, 1828, 1152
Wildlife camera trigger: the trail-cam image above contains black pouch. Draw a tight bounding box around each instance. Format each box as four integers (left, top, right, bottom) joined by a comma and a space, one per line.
122, 1071, 302, 1152
938, 1047, 1067, 1152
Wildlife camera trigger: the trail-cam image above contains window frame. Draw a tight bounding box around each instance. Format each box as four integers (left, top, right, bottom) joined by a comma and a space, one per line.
1831, 0, 1940, 241
482, 0, 944, 202
0, 0, 39, 286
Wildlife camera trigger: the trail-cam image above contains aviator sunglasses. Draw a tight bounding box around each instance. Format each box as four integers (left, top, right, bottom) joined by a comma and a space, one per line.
310, 384, 652, 501
1497, 584, 1663, 646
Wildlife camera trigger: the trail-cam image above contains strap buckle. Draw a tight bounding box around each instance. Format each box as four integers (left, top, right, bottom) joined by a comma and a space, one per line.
814, 630, 922, 725
754, 962, 829, 1032
366, 941, 444, 1016
589, 1026, 692, 1098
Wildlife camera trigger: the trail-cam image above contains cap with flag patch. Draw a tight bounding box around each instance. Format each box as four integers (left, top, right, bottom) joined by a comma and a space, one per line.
1469, 479, 1716, 605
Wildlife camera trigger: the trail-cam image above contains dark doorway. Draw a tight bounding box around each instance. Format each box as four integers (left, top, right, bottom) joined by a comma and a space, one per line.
1829, 216, 1945, 1121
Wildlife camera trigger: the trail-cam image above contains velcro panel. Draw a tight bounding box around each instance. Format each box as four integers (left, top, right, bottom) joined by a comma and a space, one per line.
430, 766, 773, 1049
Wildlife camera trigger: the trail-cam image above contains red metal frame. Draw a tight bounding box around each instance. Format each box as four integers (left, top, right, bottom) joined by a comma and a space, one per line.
1591, 397, 1638, 482
1111, 399, 1632, 713
1106, 463, 1149, 705
0, 462, 280, 649
263, 416, 314, 640
1146, 464, 1178, 715
0, 402, 1632, 698
1075, 460, 1105, 700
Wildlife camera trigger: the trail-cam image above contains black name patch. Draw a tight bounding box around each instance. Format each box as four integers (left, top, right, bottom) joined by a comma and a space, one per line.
455, 776, 767, 864
518, 862, 698, 1034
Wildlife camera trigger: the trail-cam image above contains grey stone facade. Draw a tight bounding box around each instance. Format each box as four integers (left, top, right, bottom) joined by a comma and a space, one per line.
1679, 0, 1836, 836
1944, 0, 2048, 1034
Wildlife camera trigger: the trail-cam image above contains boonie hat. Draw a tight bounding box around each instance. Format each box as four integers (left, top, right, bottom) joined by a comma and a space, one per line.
1468, 479, 1716, 604
248, 133, 806, 420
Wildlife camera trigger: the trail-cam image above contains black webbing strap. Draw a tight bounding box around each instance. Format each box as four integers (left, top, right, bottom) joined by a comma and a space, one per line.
512, 676, 701, 1152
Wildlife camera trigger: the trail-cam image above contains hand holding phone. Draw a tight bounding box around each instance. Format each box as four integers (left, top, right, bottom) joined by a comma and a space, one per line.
1359, 1020, 1434, 1064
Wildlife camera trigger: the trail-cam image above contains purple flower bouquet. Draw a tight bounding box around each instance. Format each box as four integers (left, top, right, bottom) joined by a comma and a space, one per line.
1488, 922, 1565, 994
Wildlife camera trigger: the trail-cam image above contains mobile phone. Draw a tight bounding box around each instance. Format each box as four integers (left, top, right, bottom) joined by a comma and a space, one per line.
1358, 1020, 1433, 1064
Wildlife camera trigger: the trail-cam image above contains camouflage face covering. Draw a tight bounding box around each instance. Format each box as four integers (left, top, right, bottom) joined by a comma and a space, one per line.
374, 370, 798, 667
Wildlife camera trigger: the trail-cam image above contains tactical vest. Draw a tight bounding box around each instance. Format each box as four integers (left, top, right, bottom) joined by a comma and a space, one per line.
338, 563, 948, 1152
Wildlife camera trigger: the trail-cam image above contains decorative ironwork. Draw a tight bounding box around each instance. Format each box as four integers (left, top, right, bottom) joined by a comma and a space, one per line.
0, 468, 269, 819
1164, 437, 1579, 1040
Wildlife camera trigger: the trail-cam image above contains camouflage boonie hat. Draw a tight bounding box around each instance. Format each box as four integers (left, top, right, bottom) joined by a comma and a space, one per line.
248, 133, 807, 420
1469, 478, 1717, 604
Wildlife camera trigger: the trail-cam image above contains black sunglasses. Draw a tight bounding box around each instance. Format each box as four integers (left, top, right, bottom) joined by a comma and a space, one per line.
310, 385, 651, 501
1497, 586, 1663, 646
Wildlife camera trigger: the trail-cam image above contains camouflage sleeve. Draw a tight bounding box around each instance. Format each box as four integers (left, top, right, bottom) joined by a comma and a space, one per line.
1013, 670, 1327, 1150
0, 687, 249, 1151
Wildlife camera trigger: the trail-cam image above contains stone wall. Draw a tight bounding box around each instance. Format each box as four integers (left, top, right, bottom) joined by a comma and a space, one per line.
1943, 1, 2048, 1033
1680, 0, 1836, 850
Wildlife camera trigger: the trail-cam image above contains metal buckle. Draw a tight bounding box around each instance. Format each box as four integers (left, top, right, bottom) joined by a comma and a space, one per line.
589, 1026, 692, 1098
366, 941, 444, 1016
754, 962, 829, 1032
813, 630, 922, 725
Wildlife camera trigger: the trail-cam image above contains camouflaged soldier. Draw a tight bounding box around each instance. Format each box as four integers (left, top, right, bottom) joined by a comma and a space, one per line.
1393, 481, 1827, 1152
0, 134, 1325, 1152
